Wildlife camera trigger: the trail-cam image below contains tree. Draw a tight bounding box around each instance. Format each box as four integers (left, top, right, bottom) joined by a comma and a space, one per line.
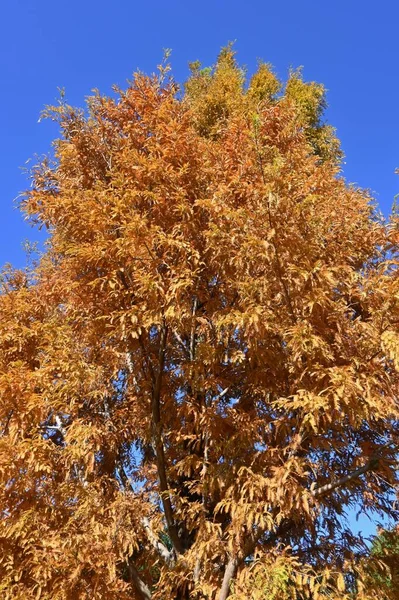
360, 525, 399, 598
0, 46, 398, 599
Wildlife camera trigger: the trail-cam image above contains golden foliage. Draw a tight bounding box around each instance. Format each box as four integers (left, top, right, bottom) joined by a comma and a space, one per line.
0, 47, 398, 599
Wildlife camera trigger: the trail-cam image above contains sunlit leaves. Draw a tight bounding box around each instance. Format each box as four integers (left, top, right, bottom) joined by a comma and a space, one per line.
0, 47, 398, 599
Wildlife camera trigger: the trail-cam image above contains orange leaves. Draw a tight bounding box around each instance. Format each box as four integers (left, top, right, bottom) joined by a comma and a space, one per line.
381, 329, 399, 371
2, 47, 399, 599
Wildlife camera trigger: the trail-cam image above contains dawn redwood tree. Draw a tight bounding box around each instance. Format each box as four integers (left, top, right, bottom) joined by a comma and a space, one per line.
0, 47, 398, 599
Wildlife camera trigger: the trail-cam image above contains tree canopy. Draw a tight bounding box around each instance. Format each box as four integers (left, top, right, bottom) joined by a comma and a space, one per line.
0, 47, 398, 599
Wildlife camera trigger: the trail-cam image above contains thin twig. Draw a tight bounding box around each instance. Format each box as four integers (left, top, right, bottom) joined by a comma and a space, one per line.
190, 296, 198, 361
1, 410, 13, 437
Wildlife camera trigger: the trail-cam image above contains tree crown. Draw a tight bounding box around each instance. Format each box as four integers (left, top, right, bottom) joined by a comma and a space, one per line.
0, 47, 398, 600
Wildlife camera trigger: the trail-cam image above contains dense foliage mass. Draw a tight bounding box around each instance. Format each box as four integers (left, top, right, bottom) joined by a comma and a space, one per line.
0, 47, 398, 599
364, 525, 399, 597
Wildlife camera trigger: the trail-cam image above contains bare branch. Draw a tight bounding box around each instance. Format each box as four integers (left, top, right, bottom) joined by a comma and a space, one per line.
126, 351, 134, 374
216, 387, 229, 401
238, 455, 396, 566
55, 415, 66, 436
173, 330, 189, 356
312, 456, 399, 498
117, 467, 175, 564
127, 560, 152, 600
193, 557, 201, 583
41, 415, 66, 440
142, 516, 175, 565
218, 556, 238, 600
312, 462, 372, 498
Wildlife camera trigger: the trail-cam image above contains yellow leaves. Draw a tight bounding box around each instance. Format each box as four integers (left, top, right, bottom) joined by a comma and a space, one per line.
107, 277, 119, 291
337, 571, 346, 592
231, 554, 292, 600
185, 44, 245, 139
232, 556, 354, 600
285, 320, 334, 366
285, 68, 326, 127
248, 62, 281, 104
381, 329, 399, 371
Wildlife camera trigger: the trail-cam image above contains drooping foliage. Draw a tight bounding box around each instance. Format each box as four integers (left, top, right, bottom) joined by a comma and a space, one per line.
0, 47, 398, 599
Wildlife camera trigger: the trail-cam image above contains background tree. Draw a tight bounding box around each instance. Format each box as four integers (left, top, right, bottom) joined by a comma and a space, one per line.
0, 47, 398, 599
355, 525, 399, 599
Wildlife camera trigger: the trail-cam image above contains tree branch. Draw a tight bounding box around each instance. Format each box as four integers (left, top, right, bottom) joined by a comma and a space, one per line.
142, 516, 175, 565
138, 332, 156, 386
190, 296, 198, 361
127, 560, 152, 600
173, 330, 190, 357
151, 321, 183, 554
117, 465, 175, 564
311, 455, 399, 498
311, 460, 376, 498
238, 454, 395, 570
1, 410, 13, 437
218, 556, 238, 600
193, 557, 201, 583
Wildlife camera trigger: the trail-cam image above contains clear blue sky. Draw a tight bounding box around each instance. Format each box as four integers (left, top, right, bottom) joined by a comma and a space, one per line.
1, 0, 397, 537
1, 0, 398, 268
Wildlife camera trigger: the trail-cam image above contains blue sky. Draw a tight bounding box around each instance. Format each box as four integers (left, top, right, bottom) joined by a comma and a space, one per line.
1, 0, 398, 537
1, 1, 398, 268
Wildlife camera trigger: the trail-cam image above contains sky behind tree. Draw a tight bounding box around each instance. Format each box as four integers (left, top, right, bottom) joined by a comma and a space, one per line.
1, 0, 398, 537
